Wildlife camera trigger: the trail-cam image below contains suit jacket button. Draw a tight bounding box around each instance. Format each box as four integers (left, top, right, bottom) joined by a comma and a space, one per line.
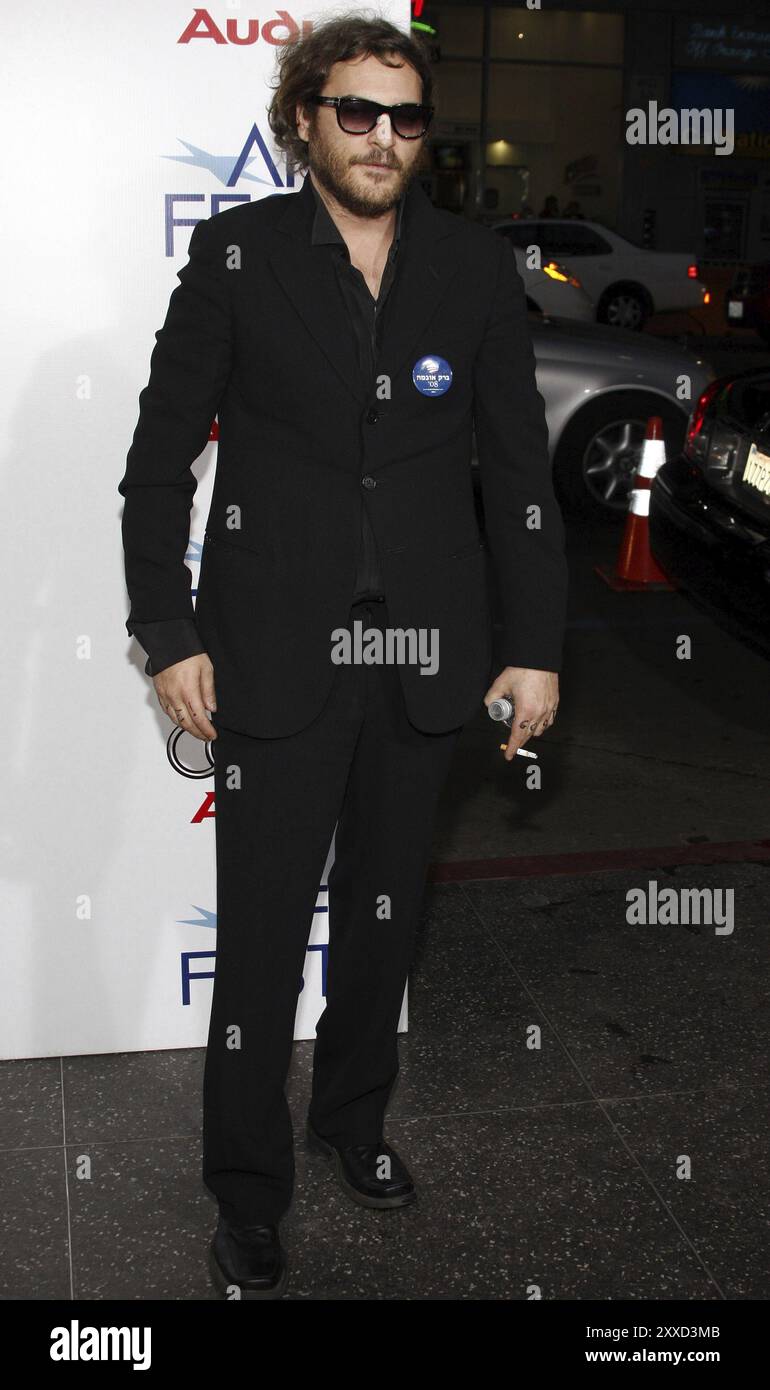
362, 475, 377, 489
366, 408, 379, 424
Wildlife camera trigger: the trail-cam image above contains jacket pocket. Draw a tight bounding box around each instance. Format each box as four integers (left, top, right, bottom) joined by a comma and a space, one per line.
203, 528, 262, 558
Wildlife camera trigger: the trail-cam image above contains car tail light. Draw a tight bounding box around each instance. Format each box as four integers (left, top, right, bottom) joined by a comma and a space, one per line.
687, 263, 699, 278
685, 380, 722, 464
685, 380, 742, 481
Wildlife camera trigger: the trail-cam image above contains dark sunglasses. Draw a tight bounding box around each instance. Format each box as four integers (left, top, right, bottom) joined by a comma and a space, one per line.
310, 94, 434, 140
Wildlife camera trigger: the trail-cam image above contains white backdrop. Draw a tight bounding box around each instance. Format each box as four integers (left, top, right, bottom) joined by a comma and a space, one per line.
0, 0, 409, 1058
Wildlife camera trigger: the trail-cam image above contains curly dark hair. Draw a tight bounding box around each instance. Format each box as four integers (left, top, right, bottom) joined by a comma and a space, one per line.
267, 11, 434, 173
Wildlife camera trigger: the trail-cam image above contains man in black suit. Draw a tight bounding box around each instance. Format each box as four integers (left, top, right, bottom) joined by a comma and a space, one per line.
118, 14, 567, 1298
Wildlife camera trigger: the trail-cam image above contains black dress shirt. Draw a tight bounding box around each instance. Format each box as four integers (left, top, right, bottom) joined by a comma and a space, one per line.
129, 178, 405, 677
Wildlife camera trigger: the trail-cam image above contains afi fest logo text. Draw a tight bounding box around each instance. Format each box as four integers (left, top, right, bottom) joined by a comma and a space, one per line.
178, 8, 312, 46
626, 880, 734, 934
331, 622, 439, 675
626, 102, 734, 156
164, 121, 296, 256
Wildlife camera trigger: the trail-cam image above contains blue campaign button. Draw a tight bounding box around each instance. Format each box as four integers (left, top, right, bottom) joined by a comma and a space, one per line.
412, 355, 453, 396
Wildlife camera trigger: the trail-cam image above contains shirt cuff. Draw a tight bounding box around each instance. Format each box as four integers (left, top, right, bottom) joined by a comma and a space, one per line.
128, 619, 206, 677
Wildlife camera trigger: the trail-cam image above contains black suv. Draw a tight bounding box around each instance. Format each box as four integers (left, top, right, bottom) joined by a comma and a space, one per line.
649, 369, 770, 659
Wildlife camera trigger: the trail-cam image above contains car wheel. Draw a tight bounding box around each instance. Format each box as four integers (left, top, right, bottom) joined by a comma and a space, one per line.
597, 284, 650, 331
553, 392, 687, 519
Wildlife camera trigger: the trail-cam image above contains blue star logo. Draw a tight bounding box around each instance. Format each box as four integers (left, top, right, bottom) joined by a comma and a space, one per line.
177, 905, 217, 929
163, 125, 285, 188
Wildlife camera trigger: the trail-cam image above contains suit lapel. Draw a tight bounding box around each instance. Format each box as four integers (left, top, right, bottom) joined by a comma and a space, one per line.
377, 192, 461, 392
267, 175, 461, 403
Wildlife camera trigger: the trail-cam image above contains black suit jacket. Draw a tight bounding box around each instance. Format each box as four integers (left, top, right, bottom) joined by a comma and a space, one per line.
118, 175, 568, 738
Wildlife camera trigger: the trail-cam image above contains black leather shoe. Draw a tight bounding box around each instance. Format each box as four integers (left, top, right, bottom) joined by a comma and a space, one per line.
209, 1216, 288, 1299
306, 1119, 416, 1209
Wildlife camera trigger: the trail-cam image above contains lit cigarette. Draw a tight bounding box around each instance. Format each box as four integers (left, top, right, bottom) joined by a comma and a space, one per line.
499, 744, 538, 759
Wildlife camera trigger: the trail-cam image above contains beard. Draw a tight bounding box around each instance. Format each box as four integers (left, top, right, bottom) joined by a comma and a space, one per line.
305, 120, 420, 217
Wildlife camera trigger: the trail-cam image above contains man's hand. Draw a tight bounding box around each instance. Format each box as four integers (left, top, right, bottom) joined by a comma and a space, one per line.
153, 653, 218, 742
484, 666, 559, 761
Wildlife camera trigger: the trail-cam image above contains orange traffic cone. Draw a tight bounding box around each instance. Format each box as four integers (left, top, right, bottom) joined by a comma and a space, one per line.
595, 415, 675, 591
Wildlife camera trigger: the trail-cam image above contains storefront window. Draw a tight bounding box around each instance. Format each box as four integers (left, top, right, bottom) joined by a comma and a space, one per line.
427, 6, 624, 223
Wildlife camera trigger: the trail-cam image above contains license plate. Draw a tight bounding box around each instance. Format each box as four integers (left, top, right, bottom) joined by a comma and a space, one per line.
727, 299, 744, 319
742, 441, 770, 497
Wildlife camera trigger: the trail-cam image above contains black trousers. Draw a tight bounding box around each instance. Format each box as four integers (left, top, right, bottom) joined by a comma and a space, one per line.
201, 598, 462, 1226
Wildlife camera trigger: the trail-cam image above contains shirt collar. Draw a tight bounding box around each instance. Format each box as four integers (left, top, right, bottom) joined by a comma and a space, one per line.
308, 175, 405, 251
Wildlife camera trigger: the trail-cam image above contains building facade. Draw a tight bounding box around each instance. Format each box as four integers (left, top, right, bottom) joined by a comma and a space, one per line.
419, 1, 770, 262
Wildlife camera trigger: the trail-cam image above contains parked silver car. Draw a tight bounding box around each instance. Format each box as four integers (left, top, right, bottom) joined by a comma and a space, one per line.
473, 315, 716, 518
